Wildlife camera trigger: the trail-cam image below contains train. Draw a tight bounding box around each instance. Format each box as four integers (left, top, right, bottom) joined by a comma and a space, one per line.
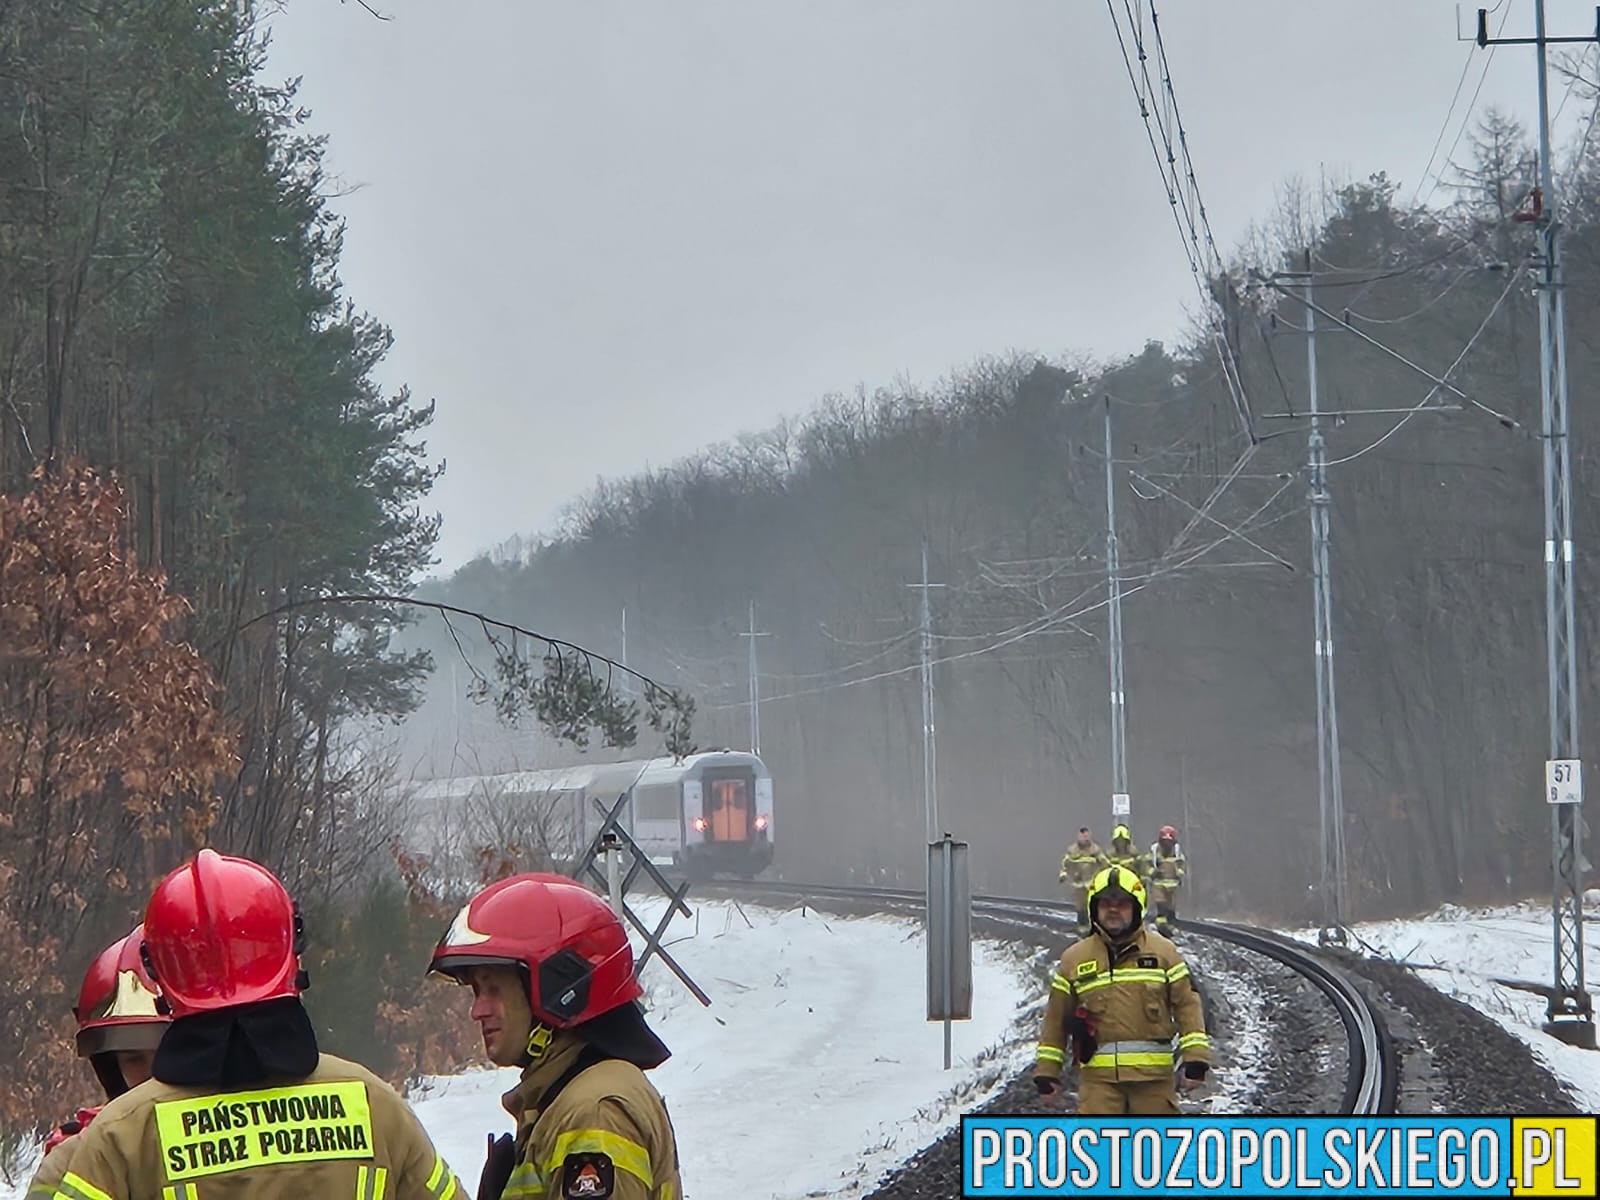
406, 749, 775, 880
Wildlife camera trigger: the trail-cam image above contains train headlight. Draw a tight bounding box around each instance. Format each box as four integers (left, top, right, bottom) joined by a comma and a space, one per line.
754, 815, 768, 831
692, 817, 707, 832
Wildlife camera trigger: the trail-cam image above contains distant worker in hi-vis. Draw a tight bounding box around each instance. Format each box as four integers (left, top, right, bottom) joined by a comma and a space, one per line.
1104, 823, 1150, 881
1057, 827, 1107, 937
1033, 865, 1211, 1115
1148, 824, 1186, 933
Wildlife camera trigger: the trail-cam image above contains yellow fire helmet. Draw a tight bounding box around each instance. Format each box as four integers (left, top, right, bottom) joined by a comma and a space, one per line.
1111, 823, 1133, 843
1086, 864, 1147, 919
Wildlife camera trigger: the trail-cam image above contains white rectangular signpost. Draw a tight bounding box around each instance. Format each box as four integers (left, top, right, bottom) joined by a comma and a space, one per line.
1548, 759, 1583, 805
927, 836, 972, 1070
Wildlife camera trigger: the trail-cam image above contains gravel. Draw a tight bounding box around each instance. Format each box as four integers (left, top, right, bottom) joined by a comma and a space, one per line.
860, 930, 1585, 1200
1333, 950, 1583, 1116
711, 886, 1586, 1196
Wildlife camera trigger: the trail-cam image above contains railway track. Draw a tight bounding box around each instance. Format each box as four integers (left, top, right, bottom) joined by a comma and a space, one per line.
697, 879, 1398, 1115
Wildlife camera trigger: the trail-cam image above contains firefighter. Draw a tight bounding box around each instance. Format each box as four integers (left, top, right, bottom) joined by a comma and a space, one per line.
1057, 827, 1106, 937
1149, 824, 1187, 933
30, 925, 171, 1194
1033, 864, 1211, 1116
31, 849, 461, 1200
1104, 823, 1151, 882
429, 872, 681, 1200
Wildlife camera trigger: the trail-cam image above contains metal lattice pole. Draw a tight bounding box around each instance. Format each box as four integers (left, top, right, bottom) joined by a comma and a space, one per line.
919, 544, 939, 844
738, 603, 771, 756
906, 549, 946, 849
1105, 399, 1130, 829
1532, 0, 1591, 1046
1480, 0, 1595, 1046
1304, 258, 1349, 946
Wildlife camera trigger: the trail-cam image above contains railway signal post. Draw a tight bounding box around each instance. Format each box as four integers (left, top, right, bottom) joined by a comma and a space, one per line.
926, 834, 972, 1070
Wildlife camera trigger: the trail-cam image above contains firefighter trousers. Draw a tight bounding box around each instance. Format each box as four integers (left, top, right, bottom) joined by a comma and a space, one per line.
1075, 1075, 1180, 1116
1073, 886, 1092, 932
1152, 886, 1179, 930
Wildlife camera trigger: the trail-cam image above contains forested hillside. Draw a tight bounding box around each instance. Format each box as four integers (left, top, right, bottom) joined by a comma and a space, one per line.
412, 118, 1600, 921
0, 1, 448, 1147
1, 0, 440, 890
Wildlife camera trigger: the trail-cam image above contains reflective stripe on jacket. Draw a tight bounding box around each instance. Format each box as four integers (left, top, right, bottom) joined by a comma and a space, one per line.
1058, 844, 1106, 888
1149, 844, 1185, 889
1104, 847, 1152, 882
502, 1034, 681, 1200
1034, 926, 1211, 1084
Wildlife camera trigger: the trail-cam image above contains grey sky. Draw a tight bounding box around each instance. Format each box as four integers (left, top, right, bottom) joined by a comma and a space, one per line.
265, 1, 1568, 574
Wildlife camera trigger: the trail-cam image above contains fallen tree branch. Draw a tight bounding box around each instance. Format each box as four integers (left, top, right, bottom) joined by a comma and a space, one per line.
235, 592, 696, 757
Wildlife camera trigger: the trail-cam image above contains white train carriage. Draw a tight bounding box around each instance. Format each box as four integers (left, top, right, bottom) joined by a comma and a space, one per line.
629, 750, 774, 878
406, 750, 774, 879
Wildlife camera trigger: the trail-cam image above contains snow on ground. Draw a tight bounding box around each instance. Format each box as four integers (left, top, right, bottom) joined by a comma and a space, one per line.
1, 899, 1037, 1200
1284, 896, 1600, 1111
415, 898, 1037, 1199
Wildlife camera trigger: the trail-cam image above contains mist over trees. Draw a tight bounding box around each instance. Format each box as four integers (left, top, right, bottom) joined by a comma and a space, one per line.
413, 107, 1600, 921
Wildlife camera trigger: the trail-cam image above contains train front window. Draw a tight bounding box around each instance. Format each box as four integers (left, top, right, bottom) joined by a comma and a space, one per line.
704, 776, 752, 841
711, 780, 746, 808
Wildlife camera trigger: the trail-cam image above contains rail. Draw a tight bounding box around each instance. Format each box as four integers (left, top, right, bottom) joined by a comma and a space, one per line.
696, 879, 1397, 1115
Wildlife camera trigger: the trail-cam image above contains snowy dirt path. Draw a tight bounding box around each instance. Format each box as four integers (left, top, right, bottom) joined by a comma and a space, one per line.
1, 900, 1037, 1200
416, 899, 1037, 1200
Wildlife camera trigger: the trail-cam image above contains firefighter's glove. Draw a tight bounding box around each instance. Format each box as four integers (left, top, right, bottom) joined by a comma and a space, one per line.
1034, 1075, 1062, 1098
44, 1106, 101, 1153
1182, 1061, 1208, 1081
477, 1132, 516, 1200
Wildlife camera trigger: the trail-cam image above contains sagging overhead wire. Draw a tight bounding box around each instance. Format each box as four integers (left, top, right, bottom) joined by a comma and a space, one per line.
1129, 469, 1296, 571
1254, 269, 1525, 433
1157, 439, 1259, 559
1411, 35, 1487, 210
1105, 0, 1255, 443
702, 490, 1301, 712
1342, 267, 1475, 325
1557, 47, 1600, 217
1305, 236, 1491, 288
1324, 268, 1521, 467
1413, 0, 1512, 210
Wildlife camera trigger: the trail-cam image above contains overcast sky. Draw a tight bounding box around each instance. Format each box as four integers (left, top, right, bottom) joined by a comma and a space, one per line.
264, 1, 1576, 574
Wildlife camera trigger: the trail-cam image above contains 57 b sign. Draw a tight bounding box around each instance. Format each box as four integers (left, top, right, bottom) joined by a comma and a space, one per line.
1547, 759, 1583, 806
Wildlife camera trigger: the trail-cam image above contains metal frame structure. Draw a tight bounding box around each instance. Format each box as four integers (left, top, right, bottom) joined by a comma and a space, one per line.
1478, 0, 1594, 1048
1105, 400, 1131, 831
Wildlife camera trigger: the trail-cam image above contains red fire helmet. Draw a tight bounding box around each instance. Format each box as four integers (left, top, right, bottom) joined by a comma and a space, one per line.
74, 924, 168, 1057
1160, 824, 1178, 840
429, 873, 640, 1028
142, 849, 303, 1018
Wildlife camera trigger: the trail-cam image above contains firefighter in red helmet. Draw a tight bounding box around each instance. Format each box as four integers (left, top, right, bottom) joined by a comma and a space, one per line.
30, 849, 461, 1200
430, 872, 681, 1200
74, 924, 167, 1098
1148, 824, 1187, 933
31, 926, 170, 1193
